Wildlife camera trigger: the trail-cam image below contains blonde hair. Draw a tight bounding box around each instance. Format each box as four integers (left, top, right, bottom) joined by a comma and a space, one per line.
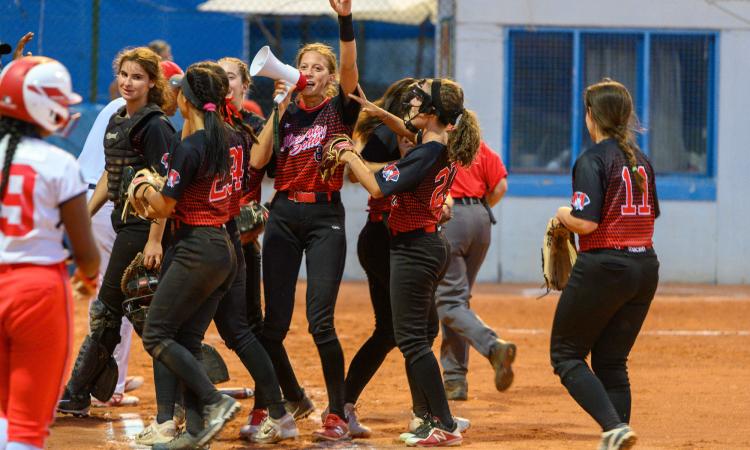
218, 56, 252, 87
113, 47, 170, 109
296, 43, 338, 98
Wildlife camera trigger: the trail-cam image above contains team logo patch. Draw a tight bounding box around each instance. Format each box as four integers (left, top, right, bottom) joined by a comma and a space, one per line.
382, 163, 400, 182
571, 191, 590, 211
167, 169, 180, 188
161, 153, 170, 170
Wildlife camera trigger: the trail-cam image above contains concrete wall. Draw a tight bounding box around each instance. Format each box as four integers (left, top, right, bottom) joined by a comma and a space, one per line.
444, 0, 750, 283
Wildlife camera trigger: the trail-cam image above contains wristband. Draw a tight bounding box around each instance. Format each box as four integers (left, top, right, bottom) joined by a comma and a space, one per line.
339, 14, 355, 42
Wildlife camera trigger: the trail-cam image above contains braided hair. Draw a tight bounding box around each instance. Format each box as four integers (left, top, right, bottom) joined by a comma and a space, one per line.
354, 77, 416, 143
183, 61, 231, 178
0, 117, 36, 215
584, 78, 646, 192
212, 59, 258, 144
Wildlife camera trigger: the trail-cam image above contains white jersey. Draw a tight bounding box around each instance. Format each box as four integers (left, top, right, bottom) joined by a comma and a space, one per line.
77, 97, 126, 185
0, 136, 87, 264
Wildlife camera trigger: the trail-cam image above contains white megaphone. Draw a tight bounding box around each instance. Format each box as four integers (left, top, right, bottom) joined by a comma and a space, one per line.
250, 46, 308, 104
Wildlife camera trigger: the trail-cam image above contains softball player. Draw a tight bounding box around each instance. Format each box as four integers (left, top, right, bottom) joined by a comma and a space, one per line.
249, 0, 360, 440
57, 47, 174, 417
550, 79, 660, 450
339, 78, 415, 437
341, 78, 481, 447
436, 140, 516, 401
134, 62, 244, 449
0, 56, 100, 450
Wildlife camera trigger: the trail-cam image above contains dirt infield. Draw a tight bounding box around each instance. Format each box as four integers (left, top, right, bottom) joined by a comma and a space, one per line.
48, 282, 750, 449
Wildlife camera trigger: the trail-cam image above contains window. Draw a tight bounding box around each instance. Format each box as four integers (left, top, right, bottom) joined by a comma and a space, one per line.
505, 29, 717, 200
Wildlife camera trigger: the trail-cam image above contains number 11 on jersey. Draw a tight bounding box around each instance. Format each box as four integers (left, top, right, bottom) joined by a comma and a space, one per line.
621, 165, 651, 216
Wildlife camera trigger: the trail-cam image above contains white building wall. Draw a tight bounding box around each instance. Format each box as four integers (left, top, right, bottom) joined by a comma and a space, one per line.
447, 0, 750, 283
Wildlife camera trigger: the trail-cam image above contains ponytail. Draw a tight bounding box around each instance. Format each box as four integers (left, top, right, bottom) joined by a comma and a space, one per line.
0, 118, 35, 215
447, 109, 481, 167
612, 127, 646, 193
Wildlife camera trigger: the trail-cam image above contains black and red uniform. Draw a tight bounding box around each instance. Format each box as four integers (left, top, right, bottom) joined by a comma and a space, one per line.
141, 130, 238, 433
261, 88, 360, 418
373, 140, 456, 428
550, 138, 660, 432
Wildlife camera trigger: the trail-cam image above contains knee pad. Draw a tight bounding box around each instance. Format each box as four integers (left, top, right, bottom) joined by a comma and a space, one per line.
67, 335, 118, 401
90, 302, 123, 353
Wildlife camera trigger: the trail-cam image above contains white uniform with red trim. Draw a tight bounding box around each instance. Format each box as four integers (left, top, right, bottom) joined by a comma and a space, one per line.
0, 135, 86, 264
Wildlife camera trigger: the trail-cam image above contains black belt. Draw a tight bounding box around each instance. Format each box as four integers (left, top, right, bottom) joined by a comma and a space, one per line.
454, 197, 482, 205
88, 183, 97, 190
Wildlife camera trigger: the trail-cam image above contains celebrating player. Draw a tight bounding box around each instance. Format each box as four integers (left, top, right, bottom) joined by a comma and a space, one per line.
0, 56, 100, 450
435, 140, 516, 400
549, 79, 660, 450
133, 62, 244, 449
339, 78, 481, 446
248, 0, 360, 441
57, 46, 174, 417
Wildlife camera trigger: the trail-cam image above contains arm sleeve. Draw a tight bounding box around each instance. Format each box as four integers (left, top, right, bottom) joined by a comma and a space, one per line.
160, 139, 201, 201
57, 154, 88, 205
570, 152, 605, 223
140, 115, 176, 176
375, 144, 441, 196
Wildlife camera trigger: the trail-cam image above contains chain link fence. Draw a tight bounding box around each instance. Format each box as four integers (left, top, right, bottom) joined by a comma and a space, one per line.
1, 0, 440, 155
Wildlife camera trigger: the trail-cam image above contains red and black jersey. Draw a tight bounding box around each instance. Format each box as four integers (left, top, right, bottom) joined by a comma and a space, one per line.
375, 141, 456, 233
240, 110, 267, 204
274, 87, 360, 193
161, 130, 237, 226
361, 124, 401, 215
571, 139, 660, 252
367, 195, 392, 215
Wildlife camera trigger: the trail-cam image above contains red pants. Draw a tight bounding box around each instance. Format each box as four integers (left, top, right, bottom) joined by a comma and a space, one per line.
0, 263, 73, 448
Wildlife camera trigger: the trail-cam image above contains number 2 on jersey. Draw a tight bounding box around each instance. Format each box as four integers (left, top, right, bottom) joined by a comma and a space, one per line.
621, 165, 651, 216
430, 165, 456, 209
0, 164, 37, 237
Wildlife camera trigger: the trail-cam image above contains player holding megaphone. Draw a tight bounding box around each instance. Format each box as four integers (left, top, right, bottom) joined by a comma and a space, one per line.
245, 0, 363, 442
250, 45, 308, 104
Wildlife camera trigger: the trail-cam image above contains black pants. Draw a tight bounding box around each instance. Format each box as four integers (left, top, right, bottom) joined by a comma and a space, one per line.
243, 241, 263, 337
390, 230, 450, 424
261, 193, 347, 416
142, 225, 236, 407
344, 218, 396, 404
550, 249, 659, 431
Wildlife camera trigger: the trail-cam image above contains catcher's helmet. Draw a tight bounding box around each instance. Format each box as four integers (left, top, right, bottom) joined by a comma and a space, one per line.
0, 56, 81, 132
122, 269, 159, 336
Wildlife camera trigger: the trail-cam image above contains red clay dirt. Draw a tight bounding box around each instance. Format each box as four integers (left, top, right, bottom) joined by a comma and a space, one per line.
48, 282, 750, 449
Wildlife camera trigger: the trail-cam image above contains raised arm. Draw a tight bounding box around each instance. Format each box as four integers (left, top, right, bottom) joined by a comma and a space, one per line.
330, 0, 359, 95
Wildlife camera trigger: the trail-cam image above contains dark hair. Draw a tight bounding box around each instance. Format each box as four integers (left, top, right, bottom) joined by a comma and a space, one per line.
436, 79, 481, 167
584, 78, 645, 192
0, 117, 36, 215
113, 47, 171, 109
184, 61, 231, 178
354, 77, 416, 142
148, 39, 171, 59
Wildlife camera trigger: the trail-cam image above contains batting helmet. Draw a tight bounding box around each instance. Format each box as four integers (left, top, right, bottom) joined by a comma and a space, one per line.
0, 56, 81, 132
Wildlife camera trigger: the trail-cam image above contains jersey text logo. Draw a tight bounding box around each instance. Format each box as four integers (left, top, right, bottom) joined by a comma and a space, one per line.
282, 125, 328, 156
571, 191, 590, 211
382, 163, 400, 182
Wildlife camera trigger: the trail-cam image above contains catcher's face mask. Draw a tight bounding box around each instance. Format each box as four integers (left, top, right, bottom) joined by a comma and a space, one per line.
402, 79, 435, 133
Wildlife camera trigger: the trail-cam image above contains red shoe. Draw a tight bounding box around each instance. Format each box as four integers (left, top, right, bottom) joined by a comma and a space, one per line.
407, 421, 462, 447
239, 408, 268, 439
312, 413, 350, 441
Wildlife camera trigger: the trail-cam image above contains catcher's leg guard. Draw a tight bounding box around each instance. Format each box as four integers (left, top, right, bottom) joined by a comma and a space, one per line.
201, 343, 230, 385
57, 336, 118, 414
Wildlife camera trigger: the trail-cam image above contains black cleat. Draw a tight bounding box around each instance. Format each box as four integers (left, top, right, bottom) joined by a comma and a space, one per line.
57, 388, 91, 417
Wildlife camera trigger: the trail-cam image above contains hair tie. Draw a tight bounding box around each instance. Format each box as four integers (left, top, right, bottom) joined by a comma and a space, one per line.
631, 165, 638, 173
203, 103, 217, 112
453, 109, 465, 127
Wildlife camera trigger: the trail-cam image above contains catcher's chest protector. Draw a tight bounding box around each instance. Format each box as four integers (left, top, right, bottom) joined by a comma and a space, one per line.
104, 104, 168, 204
